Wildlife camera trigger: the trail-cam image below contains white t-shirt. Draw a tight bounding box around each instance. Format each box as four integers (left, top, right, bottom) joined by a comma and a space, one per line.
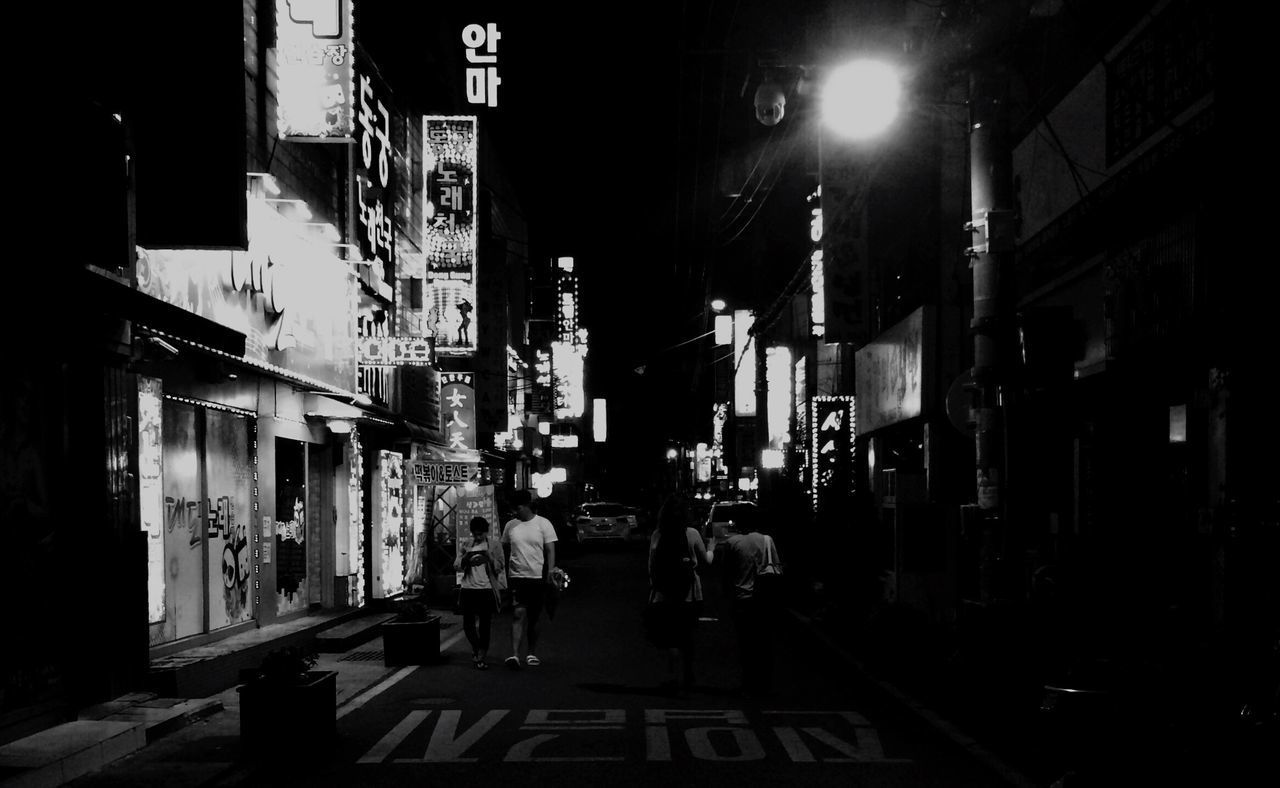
501, 515, 558, 579
458, 537, 497, 590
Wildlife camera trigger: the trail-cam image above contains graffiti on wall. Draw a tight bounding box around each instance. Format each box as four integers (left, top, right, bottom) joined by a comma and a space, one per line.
204, 495, 250, 622
276, 438, 309, 615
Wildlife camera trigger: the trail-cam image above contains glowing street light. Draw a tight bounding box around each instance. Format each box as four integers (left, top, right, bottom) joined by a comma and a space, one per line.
710, 298, 727, 313
821, 58, 902, 141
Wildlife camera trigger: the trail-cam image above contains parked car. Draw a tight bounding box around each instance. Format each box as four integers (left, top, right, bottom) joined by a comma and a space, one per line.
573, 502, 638, 542
703, 500, 758, 542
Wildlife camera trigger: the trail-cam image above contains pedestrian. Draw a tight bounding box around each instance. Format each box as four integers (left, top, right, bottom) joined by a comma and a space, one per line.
723, 505, 783, 698
646, 497, 715, 694
501, 489, 558, 668
455, 516, 503, 669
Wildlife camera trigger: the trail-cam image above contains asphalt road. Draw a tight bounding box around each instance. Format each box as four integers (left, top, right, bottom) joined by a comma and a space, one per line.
221, 537, 1000, 787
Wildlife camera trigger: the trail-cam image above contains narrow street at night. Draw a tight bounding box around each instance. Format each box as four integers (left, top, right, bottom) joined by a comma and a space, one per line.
63, 537, 999, 787
10, 2, 1267, 787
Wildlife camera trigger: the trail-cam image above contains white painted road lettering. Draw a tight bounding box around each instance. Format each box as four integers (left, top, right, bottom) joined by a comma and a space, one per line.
356, 708, 908, 765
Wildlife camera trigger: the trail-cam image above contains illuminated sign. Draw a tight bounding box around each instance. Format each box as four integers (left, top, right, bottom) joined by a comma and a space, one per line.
441, 372, 477, 450
766, 346, 792, 449
423, 116, 478, 355
812, 396, 856, 511
761, 449, 785, 469
696, 442, 712, 482
374, 450, 405, 598
593, 398, 607, 443
551, 434, 579, 449
135, 199, 357, 390
809, 187, 825, 338
407, 460, 478, 485
357, 336, 433, 366
275, 0, 355, 140
733, 310, 757, 417
462, 23, 502, 107
714, 314, 733, 346
138, 377, 166, 624
552, 341, 586, 419
354, 59, 394, 269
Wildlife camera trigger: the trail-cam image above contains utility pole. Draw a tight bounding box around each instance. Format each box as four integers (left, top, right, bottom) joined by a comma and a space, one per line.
966, 62, 1015, 604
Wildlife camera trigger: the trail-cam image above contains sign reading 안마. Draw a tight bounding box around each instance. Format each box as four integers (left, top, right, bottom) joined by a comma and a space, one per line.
408, 461, 478, 485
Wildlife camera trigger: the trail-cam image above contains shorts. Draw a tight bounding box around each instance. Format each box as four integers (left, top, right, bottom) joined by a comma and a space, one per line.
509, 577, 546, 618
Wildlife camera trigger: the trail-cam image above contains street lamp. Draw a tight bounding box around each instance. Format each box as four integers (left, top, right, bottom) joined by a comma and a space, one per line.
710, 298, 727, 313
820, 58, 902, 141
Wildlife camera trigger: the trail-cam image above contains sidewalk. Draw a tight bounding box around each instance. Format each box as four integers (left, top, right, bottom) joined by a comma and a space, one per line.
788, 590, 1272, 788
0, 607, 465, 788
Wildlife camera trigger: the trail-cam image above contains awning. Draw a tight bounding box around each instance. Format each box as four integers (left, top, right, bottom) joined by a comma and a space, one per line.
84, 267, 245, 357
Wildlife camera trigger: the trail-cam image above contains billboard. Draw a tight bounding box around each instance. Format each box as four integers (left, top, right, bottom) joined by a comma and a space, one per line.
423, 116, 478, 355
275, 0, 355, 140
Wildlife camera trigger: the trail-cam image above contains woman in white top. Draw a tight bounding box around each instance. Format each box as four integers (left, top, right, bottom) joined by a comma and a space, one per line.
455, 516, 502, 669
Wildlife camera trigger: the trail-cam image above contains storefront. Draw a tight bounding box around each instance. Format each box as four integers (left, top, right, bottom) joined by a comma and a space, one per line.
136, 195, 359, 644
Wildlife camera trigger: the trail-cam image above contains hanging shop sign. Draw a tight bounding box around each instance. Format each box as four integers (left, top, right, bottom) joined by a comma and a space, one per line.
275, 0, 355, 140
552, 340, 586, 419
853, 305, 930, 436
766, 346, 793, 449
354, 58, 395, 270
357, 336, 433, 366
812, 395, 856, 511
423, 116, 478, 355
819, 134, 871, 347
461, 23, 502, 107
441, 372, 477, 451
407, 460, 479, 485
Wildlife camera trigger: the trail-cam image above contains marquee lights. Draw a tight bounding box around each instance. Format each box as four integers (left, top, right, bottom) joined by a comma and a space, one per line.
810, 395, 856, 511
138, 326, 362, 403
423, 116, 479, 355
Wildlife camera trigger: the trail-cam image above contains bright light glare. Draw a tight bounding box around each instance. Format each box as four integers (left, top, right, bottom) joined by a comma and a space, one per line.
821, 59, 901, 140
710, 298, 727, 313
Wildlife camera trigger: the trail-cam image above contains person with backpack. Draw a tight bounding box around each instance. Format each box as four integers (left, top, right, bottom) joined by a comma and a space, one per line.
645, 497, 715, 694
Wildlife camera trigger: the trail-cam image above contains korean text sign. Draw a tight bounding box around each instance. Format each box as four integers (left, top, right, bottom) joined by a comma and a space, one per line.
276, 0, 355, 139
354, 59, 395, 268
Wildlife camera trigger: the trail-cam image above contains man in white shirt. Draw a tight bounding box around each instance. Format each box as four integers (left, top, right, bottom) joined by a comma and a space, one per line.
501, 489, 558, 668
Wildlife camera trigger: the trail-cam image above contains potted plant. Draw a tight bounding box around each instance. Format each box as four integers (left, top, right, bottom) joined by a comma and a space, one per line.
238, 646, 336, 756
382, 597, 442, 666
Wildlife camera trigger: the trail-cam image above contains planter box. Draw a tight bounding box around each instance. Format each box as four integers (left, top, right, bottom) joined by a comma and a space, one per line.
382, 616, 441, 666
238, 670, 336, 756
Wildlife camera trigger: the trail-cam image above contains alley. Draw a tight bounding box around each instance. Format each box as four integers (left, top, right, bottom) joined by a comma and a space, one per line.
66, 538, 999, 787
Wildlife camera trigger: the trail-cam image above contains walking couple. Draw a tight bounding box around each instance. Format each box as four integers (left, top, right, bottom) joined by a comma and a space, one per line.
455, 489, 558, 670
646, 497, 782, 698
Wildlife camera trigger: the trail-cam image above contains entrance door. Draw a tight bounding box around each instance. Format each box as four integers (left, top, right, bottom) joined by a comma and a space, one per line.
205, 409, 254, 629
275, 438, 309, 615
162, 399, 204, 640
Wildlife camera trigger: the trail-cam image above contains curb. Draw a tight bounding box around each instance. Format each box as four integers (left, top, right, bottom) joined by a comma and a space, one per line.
788, 608, 1040, 788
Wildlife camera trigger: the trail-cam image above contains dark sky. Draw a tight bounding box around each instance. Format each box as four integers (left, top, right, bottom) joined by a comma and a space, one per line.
355, 2, 830, 483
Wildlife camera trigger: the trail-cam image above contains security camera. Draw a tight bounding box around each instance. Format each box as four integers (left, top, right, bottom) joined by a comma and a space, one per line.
754, 81, 786, 126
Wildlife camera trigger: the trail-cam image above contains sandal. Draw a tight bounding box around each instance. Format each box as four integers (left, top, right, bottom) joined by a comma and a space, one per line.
475, 659, 489, 670
525, 655, 541, 666
504, 656, 521, 670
